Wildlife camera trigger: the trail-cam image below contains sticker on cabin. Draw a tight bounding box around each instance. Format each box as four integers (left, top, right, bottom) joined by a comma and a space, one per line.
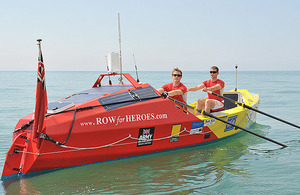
137, 127, 155, 147
190, 121, 204, 134
224, 115, 238, 132
170, 124, 181, 142
204, 118, 215, 126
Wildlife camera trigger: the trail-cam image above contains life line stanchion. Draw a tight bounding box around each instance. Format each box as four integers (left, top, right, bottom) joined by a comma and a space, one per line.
164, 95, 287, 148
207, 91, 300, 129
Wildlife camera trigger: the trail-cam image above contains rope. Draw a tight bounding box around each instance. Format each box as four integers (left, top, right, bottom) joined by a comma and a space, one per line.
60, 134, 133, 150
41, 107, 92, 146
19, 112, 250, 156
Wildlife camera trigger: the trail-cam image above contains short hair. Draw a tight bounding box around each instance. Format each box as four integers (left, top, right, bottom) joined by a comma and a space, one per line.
172, 67, 182, 75
210, 66, 219, 72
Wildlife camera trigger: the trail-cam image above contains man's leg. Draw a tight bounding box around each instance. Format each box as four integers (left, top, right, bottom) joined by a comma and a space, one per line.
204, 99, 216, 113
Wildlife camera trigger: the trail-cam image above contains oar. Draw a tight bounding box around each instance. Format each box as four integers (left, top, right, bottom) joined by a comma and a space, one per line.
207, 91, 300, 129
166, 96, 287, 148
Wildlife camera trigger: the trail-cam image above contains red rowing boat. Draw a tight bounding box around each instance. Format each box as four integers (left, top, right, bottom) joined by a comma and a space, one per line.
2, 23, 261, 180
2, 64, 261, 180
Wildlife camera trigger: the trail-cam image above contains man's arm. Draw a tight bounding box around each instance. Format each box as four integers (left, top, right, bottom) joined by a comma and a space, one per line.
157, 88, 164, 93
202, 84, 222, 92
188, 84, 204, 92
168, 89, 183, 97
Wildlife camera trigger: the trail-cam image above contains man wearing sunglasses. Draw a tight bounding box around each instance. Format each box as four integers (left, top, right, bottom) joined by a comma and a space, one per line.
157, 67, 188, 104
188, 66, 225, 113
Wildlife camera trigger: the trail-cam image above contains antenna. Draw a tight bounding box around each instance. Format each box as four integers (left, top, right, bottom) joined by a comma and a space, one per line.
133, 53, 140, 82
117, 12, 123, 85
105, 56, 112, 85
235, 64, 238, 91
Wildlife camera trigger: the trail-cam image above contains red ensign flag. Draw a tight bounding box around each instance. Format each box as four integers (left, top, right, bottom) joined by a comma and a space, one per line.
33, 40, 48, 139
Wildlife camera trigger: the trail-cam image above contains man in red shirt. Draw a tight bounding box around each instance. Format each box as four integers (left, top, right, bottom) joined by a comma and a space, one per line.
188, 66, 225, 113
157, 67, 188, 104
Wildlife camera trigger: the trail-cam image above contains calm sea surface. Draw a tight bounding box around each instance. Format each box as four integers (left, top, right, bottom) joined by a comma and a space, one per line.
0, 71, 299, 194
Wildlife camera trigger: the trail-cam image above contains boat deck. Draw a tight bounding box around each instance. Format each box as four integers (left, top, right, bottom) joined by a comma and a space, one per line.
62, 85, 134, 103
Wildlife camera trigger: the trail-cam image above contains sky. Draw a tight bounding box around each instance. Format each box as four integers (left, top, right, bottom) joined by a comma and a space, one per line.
0, 0, 300, 71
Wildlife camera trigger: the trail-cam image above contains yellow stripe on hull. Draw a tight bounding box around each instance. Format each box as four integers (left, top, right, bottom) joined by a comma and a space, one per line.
191, 89, 259, 139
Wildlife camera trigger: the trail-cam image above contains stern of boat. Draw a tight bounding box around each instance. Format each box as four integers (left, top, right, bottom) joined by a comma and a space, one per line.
188, 89, 260, 140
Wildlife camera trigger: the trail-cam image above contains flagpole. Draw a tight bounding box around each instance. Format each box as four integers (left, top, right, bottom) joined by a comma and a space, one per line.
33, 39, 47, 143
37, 39, 43, 62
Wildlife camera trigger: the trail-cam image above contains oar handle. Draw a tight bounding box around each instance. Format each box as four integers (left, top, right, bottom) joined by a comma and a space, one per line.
166, 96, 287, 148
208, 91, 300, 129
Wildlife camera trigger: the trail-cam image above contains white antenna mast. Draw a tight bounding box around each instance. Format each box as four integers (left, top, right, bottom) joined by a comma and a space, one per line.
117, 12, 123, 85
235, 64, 238, 91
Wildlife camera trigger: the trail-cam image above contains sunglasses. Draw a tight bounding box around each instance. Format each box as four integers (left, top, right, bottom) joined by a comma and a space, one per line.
172, 74, 182, 77
210, 71, 218, 74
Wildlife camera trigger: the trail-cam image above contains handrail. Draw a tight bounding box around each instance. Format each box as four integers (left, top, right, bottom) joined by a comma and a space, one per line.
92, 73, 141, 88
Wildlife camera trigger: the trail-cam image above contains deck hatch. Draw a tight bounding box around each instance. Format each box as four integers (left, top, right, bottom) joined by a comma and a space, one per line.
98, 86, 159, 111
223, 93, 238, 110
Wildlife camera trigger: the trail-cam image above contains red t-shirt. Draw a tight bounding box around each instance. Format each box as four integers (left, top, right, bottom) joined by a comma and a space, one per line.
203, 79, 225, 102
161, 83, 187, 104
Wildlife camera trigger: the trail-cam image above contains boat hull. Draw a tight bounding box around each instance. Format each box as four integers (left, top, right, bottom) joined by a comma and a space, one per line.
1, 87, 259, 180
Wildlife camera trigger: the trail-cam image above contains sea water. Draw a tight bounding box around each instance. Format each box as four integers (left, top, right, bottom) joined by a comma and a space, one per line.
0, 71, 299, 194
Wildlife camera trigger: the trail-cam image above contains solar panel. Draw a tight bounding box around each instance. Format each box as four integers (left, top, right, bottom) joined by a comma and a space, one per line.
47, 102, 75, 114
98, 86, 159, 111
61, 85, 133, 103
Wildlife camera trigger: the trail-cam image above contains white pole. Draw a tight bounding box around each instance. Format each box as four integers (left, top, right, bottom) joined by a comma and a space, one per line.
133, 53, 140, 82
235, 64, 238, 91
117, 12, 123, 84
